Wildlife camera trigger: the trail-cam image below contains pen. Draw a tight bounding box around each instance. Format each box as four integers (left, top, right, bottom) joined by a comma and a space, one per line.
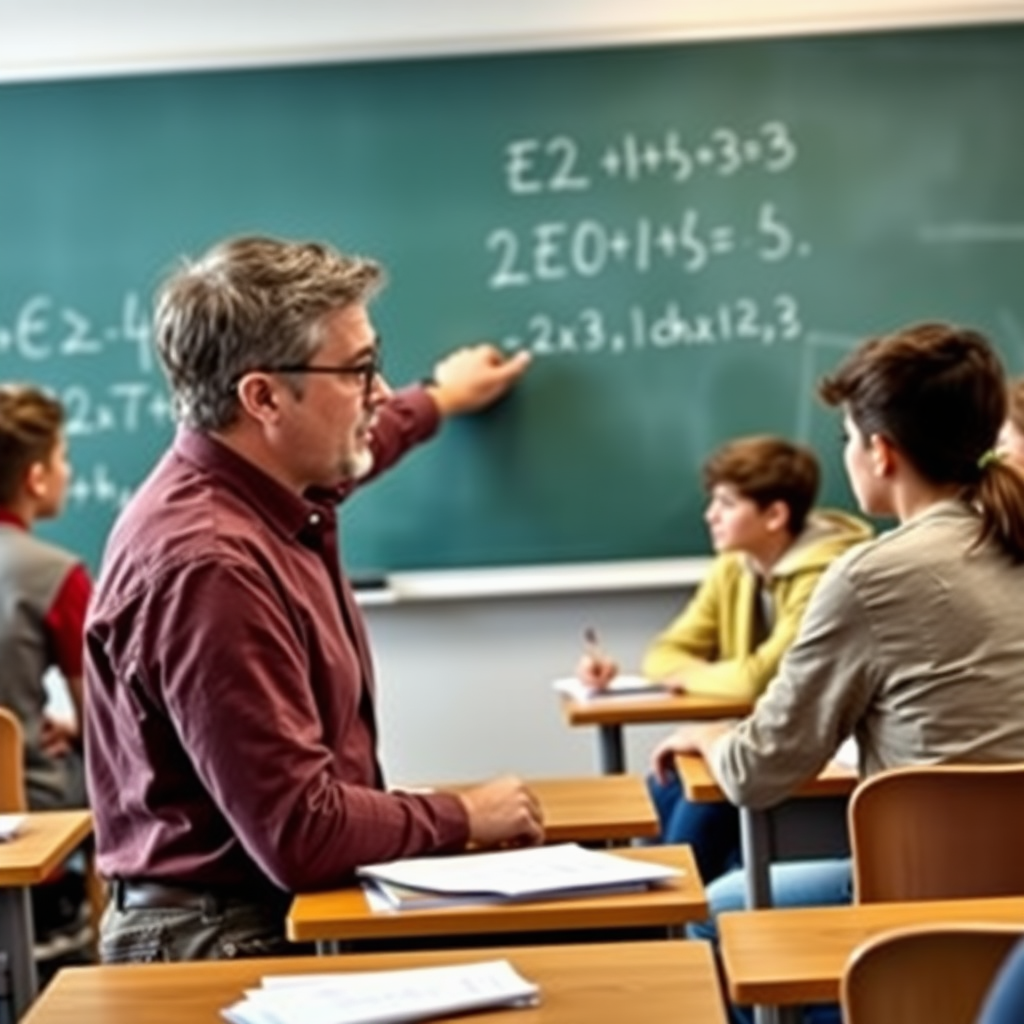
583, 626, 604, 663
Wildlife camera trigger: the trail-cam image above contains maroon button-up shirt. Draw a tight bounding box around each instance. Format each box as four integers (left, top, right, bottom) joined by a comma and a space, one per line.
85, 387, 468, 892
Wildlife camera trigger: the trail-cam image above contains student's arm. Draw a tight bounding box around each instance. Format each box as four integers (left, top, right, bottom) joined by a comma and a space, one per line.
679, 571, 824, 701
706, 564, 876, 808
42, 563, 92, 747
641, 563, 727, 682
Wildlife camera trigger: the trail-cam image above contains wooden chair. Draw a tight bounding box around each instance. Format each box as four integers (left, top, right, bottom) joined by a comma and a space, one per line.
842, 923, 1024, 1024
0, 705, 104, 948
849, 764, 1024, 903
0, 707, 28, 812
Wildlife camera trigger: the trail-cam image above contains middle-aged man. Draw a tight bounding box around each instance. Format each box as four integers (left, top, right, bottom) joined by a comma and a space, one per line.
85, 235, 545, 963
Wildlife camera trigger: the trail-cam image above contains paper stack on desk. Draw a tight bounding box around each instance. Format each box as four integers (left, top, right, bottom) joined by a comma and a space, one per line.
551, 674, 671, 703
0, 814, 25, 842
221, 959, 539, 1024
358, 842, 681, 911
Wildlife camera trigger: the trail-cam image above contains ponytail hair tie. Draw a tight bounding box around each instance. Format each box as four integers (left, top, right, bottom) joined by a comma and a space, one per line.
977, 448, 1003, 471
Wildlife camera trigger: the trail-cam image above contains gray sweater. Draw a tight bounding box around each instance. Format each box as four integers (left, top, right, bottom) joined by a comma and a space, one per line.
710, 499, 1024, 809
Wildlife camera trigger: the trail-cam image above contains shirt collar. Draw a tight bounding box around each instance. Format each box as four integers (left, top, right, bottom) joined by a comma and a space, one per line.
0, 508, 28, 530
173, 428, 333, 542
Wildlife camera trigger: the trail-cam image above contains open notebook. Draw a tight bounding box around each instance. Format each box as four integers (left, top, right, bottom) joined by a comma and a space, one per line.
358, 842, 681, 911
551, 674, 672, 703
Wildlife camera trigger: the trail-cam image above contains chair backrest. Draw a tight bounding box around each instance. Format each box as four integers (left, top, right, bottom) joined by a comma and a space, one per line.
849, 764, 1024, 903
0, 707, 27, 812
842, 924, 1024, 1024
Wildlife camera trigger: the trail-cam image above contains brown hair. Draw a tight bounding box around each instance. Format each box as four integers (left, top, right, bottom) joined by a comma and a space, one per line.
819, 321, 1024, 562
702, 435, 820, 535
1008, 376, 1024, 434
0, 384, 64, 505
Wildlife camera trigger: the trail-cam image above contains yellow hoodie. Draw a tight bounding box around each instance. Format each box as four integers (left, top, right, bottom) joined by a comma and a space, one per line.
641, 508, 872, 701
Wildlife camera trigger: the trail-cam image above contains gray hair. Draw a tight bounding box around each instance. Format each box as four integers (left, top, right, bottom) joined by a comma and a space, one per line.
154, 235, 384, 430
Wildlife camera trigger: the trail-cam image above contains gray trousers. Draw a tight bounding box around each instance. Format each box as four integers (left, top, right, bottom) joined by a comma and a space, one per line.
99, 896, 312, 963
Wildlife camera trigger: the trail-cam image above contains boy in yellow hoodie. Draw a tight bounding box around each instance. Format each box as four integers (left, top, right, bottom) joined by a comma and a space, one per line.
578, 435, 870, 880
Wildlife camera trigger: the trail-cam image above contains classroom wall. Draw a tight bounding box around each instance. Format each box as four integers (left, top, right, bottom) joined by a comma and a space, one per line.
7, 0, 1022, 783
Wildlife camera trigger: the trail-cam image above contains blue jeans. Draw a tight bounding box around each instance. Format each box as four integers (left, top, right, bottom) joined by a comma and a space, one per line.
978, 938, 1024, 1024
688, 859, 854, 1024
646, 769, 740, 883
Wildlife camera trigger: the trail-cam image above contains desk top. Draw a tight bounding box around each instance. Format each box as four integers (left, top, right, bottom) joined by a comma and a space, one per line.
0, 810, 92, 887
675, 754, 859, 803
560, 692, 752, 728
288, 846, 705, 943
720, 895, 1024, 1006
430, 775, 658, 844
22, 940, 729, 1024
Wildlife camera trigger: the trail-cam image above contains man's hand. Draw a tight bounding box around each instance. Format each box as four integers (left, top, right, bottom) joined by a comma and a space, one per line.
40, 715, 79, 758
427, 344, 531, 416
575, 652, 619, 692
457, 774, 545, 849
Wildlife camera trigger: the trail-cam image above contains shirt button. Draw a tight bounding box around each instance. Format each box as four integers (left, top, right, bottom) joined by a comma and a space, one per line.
309, 513, 321, 527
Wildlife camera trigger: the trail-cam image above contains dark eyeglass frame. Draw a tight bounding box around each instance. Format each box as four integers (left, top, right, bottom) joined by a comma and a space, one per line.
251, 347, 383, 402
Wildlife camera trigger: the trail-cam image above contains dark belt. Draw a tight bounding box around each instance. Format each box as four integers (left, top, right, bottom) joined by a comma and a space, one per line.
112, 878, 286, 914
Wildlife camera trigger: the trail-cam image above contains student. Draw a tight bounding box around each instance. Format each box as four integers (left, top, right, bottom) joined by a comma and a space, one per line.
653, 322, 1024, 1024
84, 235, 545, 963
578, 435, 870, 881
997, 375, 1024, 468
0, 384, 93, 956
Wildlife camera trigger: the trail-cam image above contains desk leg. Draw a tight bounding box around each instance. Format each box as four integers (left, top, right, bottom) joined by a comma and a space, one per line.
596, 725, 626, 775
738, 807, 773, 909
0, 887, 38, 1020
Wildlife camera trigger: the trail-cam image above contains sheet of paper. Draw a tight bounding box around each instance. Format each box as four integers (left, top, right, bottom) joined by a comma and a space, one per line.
551, 674, 670, 703
357, 842, 680, 901
0, 815, 25, 842
221, 959, 538, 1024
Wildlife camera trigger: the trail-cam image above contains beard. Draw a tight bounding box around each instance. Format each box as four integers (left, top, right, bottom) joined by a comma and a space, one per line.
344, 446, 375, 481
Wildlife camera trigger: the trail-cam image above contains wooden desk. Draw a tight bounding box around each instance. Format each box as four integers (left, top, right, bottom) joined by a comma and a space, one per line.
720, 895, 1024, 1015
21, 940, 730, 1024
0, 810, 92, 1020
676, 754, 857, 909
288, 846, 705, 954
560, 692, 751, 774
433, 775, 658, 845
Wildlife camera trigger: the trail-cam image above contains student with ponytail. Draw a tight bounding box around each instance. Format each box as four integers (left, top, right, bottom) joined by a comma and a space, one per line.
655, 322, 1024, 1024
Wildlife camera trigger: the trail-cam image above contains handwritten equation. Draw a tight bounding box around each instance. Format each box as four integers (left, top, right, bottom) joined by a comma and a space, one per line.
502, 121, 798, 193
502, 294, 803, 355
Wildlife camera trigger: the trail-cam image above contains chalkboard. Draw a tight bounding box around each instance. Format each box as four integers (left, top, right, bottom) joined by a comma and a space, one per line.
2, 24, 1024, 575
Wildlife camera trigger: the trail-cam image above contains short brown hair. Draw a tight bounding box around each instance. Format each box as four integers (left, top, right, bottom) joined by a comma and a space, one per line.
0, 384, 64, 505
1008, 376, 1024, 435
702, 435, 820, 535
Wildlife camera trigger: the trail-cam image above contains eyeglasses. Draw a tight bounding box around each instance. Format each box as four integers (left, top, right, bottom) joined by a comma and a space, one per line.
255, 348, 383, 402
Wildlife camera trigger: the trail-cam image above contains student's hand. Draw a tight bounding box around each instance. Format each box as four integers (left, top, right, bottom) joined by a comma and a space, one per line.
649, 726, 705, 785
458, 775, 545, 849
426, 344, 531, 416
40, 715, 79, 758
575, 653, 619, 692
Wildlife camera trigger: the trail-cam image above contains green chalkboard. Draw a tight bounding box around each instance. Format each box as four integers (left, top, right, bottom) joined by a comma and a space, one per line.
2, 25, 1024, 574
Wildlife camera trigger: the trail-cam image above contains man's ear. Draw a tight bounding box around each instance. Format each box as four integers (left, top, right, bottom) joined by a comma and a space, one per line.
236, 372, 284, 425
868, 433, 898, 477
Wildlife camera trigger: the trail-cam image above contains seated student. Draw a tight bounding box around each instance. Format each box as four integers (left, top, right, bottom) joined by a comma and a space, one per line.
578, 435, 870, 881
652, 322, 1024, 1024
997, 374, 1024, 468
977, 937, 1024, 1024
0, 384, 93, 959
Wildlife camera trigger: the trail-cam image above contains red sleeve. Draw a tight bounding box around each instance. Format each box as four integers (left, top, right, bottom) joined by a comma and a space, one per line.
43, 563, 92, 677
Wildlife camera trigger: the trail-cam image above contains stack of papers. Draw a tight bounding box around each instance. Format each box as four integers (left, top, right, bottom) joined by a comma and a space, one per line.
551, 674, 671, 703
358, 842, 681, 911
0, 814, 25, 842
222, 959, 539, 1024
